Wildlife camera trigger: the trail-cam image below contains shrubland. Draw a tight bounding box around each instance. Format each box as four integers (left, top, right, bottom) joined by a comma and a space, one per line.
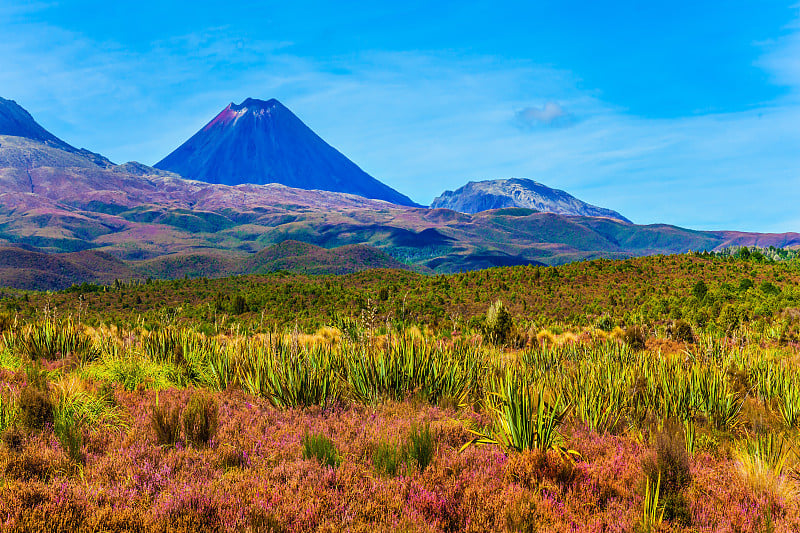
0, 250, 798, 531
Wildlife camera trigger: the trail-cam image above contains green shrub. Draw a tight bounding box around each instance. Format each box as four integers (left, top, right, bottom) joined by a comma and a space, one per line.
692, 280, 708, 300
372, 440, 407, 476
54, 408, 83, 463
151, 395, 181, 446
484, 300, 513, 345
760, 281, 780, 296
19, 382, 53, 429
232, 295, 249, 315
669, 320, 694, 343
302, 433, 339, 468
407, 422, 435, 472
182, 393, 219, 448
641, 424, 692, 524
595, 315, 614, 332
623, 326, 647, 351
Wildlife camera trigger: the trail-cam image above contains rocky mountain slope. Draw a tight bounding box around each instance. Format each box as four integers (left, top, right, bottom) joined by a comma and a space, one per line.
431, 178, 630, 222
155, 98, 419, 206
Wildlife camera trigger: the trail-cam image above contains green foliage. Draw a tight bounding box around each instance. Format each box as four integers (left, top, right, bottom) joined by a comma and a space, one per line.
150, 395, 181, 447
406, 422, 435, 472
641, 424, 692, 524
465, 368, 570, 456
741, 432, 794, 476
232, 295, 249, 315
345, 336, 479, 407
302, 433, 340, 468
778, 378, 800, 429
738, 278, 754, 292
17, 318, 96, 362
238, 338, 335, 409
760, 281, 780, 296
372, 440, 407, 476
89, 343, 179, 391
0, 392, 19, 433
595, 315, 614, 332
623, 326, 647, 351
54, 407, 83, 462
483, 300, 513, 345
639, 472, 664, 532
692, 280, 708, 300
182, 393, 219, 448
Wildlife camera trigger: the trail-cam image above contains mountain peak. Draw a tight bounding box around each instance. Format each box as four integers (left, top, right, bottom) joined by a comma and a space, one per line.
431, 177, 630, 222
156, 98, 420, 207
231, 97, 283, 111
0, 97, 74, 151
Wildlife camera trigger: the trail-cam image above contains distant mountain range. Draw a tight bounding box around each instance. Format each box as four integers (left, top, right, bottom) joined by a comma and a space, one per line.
155, 98, 419, 207
0, 96, 798, 289
432, 178, 630, 223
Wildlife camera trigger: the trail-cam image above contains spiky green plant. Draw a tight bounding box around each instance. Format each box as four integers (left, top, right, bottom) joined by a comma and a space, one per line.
463, 368, 572, 456
778, 379, 800, 429
640, 472, 665, 532
238, 338, 335, 408
17, 318, 96, 362
0, 391, 18, 433
344, 336, 477, 407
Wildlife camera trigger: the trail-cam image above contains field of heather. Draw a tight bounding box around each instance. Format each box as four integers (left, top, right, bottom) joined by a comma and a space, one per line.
0, 309, 800, 532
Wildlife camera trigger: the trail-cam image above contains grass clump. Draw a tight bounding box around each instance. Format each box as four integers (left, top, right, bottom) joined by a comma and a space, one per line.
151, 394, 182, 447
183, 392, 219, 448
623, 326, 647, 351
302, 433, 340, 468
407, 422, 435, 472
641, 424, 692, 525
54, 408, 83, 463
18, 366, 53, 431
735, 432, 798, 502
372, 440, 406, 476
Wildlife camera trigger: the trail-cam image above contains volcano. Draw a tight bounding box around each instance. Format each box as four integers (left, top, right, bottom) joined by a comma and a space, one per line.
155, 98, 419, 206
0, 97, 75, 151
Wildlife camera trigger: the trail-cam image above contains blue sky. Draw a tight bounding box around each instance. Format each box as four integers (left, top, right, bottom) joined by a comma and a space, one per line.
1, 1, 799, 232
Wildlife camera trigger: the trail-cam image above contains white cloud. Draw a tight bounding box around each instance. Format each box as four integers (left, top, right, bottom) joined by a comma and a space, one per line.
514, 102, 573, 127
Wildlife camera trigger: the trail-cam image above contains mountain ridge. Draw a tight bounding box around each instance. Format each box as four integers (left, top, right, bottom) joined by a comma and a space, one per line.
0, 97, 799, 287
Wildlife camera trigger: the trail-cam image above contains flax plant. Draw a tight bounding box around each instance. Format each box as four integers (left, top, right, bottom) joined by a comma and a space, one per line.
464, 368, 572, 456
